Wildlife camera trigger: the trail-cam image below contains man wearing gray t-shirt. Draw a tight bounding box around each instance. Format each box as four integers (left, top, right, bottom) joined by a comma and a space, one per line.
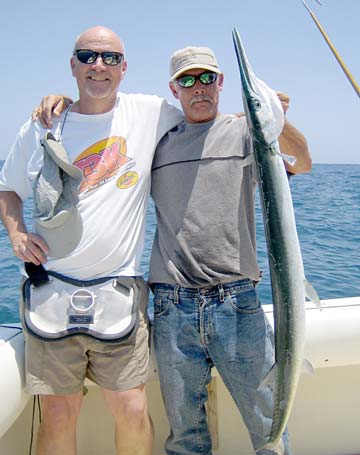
149, 46, 312, 455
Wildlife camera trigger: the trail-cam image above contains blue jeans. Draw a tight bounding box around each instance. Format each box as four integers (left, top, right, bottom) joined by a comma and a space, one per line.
152, 279, 291, 455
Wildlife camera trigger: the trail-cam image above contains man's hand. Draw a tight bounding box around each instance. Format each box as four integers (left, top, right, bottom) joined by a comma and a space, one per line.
235, 92, 289, 118
11, 231, 49, 265
0, 191, 49, 265
276, 91, 290, 115
32, 95, 73, 129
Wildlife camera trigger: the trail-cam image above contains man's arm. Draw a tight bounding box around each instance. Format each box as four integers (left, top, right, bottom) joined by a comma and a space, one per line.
276, 92, 312, 175
236, 92, 311, 175
0, 191, 48, 265
33, 93, 311, 175
279, 119, 312, 175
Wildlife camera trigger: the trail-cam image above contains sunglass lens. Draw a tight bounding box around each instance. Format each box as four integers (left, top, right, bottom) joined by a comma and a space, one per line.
102, 52, 123, 66
76, 50, 97, 64
177, 75, 196, 88
199, 72, 217, 84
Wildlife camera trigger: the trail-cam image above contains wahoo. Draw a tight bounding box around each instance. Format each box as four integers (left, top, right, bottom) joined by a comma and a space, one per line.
232, 28, 320, 450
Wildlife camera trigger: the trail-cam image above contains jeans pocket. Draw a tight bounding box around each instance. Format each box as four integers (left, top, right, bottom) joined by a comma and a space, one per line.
225, 283, 261, 314
153, 295, 173, 317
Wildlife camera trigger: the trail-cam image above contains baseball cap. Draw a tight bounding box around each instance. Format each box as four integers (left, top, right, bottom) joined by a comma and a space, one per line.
40, 133, 83, 179
170, 46, 221, 81
34, 133, 83, 258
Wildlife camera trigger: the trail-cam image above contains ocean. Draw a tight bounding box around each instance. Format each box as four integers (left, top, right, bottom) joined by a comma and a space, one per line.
0, 163, 359, 323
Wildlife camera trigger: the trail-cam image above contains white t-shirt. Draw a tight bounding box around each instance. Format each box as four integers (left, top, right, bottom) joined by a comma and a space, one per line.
0, 92, 183, 279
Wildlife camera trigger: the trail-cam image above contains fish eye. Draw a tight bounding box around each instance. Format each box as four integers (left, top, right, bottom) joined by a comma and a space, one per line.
250, 96, 262, 110
254, 100, 261, 109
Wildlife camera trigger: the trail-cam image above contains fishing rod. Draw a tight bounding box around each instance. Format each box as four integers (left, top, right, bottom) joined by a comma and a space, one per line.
302, 0, 360, 98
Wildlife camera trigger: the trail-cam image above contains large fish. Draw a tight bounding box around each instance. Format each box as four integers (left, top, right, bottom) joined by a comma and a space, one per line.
232, 28, 319, 450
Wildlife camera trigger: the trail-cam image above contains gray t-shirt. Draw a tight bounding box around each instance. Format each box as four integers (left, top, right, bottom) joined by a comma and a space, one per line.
149, 113, 260, 287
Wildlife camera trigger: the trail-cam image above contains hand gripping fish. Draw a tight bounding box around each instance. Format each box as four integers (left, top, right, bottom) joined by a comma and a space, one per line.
232, 28, 320, 451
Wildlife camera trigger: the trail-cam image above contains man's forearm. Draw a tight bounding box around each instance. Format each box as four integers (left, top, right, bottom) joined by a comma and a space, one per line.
279, 120, 312, 175
0, 190, 49, 265
0, 191, 27, 241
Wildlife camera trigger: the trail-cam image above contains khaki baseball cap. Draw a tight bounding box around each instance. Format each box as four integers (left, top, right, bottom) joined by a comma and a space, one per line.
34, 133, 83, 258
169, 46, 221, 81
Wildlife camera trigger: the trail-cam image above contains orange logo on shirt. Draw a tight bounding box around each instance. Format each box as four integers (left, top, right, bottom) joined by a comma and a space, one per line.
116, 171, 139, 189
74, 137, 134, 193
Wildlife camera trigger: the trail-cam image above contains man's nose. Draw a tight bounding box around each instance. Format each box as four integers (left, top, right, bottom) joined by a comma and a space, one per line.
90, 55, 106, 69
193, 81, 205, 94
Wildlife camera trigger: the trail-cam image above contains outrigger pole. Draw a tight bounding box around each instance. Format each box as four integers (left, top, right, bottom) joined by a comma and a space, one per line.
302, 0, 360, 98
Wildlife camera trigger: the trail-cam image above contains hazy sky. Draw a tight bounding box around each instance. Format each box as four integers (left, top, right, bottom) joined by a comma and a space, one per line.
1, 0, 359, 163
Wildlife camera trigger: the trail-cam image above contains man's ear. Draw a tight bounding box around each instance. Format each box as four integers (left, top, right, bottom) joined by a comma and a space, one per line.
169, 81, 179, 99
70, 57, 76, 77
120, 60, 128, 81
218, 73, 224, 91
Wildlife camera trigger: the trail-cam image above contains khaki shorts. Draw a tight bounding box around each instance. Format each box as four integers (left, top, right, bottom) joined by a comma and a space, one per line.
24, 277, 150, 395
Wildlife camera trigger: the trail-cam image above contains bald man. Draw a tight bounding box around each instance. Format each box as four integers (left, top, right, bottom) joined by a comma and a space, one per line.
0, 26, 182, 454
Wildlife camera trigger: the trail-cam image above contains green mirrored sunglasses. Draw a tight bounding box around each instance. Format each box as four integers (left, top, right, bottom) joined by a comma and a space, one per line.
176, 71, 218, 88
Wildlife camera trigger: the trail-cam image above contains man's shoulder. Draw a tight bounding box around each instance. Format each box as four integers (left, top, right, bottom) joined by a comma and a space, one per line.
119, 91, 166, 106
15, 117, 50, 147
217, 113, 250, 137
118, 92, 183, 126
217, 112, 247, 126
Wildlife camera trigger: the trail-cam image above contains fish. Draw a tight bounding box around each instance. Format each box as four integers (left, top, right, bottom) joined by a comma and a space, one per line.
232, 27, 320, 451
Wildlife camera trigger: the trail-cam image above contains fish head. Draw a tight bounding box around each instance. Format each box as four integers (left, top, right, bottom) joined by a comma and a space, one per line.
232, 28, 284, 145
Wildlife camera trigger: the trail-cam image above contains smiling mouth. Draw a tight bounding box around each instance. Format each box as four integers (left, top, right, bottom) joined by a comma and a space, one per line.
88, 75, 110, 82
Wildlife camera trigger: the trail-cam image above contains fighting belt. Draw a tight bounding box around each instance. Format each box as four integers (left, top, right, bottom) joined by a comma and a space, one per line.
21, 264, 141, 343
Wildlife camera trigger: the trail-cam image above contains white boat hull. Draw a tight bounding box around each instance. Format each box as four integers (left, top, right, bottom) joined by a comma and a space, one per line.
1, 297, 360, 454
0, 325, 28, 438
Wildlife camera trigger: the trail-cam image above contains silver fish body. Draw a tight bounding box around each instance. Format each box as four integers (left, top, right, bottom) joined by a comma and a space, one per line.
232, 28, 306, 450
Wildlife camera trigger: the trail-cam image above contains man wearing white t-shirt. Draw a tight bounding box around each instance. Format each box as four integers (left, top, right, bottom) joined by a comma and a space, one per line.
0, 26, 182, 455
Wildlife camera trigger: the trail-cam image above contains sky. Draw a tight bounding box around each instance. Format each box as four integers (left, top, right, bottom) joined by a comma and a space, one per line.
1, 0, 359, 163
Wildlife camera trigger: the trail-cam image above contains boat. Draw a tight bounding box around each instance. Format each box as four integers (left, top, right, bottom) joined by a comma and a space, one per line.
1, 297, 360, 455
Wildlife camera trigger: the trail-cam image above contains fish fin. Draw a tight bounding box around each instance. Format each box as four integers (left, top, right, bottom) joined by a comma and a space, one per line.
258, 363, 277, 390
305, 279, 322, 310
270, 142, 297, 166
278, 151, 297, 166
302, 358, 315, 376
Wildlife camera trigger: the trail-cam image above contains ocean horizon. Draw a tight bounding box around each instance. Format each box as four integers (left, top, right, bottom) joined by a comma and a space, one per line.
1, 162, 359, 323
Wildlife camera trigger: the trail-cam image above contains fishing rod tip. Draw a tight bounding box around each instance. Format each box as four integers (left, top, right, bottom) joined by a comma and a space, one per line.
302, 0, 322, 9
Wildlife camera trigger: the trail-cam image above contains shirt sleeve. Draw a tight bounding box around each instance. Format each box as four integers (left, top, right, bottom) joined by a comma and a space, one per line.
155, 99, 184, 146
0, 119, 43, 201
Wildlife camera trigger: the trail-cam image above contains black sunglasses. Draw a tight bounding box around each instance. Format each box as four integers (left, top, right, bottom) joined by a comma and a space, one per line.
74, 49, 124, 66
176, 71, 218, 88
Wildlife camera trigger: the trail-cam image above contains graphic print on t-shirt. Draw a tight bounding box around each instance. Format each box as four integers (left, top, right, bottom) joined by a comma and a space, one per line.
74, 136, 137, 193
